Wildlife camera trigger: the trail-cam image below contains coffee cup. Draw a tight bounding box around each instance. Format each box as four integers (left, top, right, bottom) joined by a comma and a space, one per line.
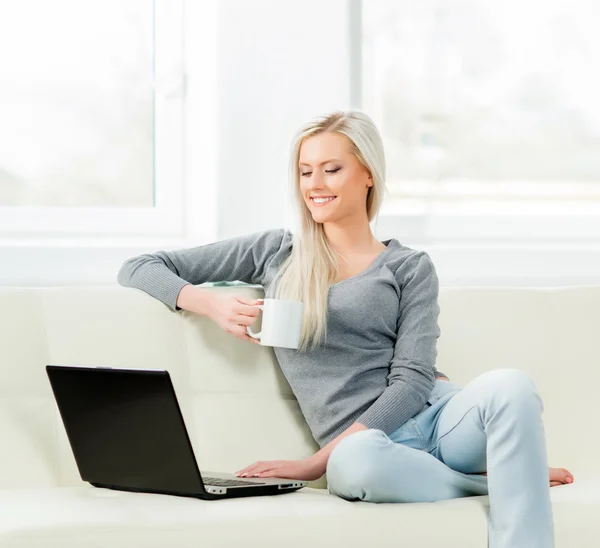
246, 298, 303, 349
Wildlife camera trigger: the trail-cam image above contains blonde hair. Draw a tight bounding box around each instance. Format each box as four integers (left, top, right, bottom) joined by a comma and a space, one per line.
271, 110, 390, 351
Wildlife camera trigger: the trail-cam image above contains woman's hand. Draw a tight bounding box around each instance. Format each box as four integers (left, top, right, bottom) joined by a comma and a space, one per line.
204, 294, 264, 344
235, 457, 326, 482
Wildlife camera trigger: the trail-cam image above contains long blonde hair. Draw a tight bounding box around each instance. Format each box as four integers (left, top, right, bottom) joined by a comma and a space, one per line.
271, 110, 390, 351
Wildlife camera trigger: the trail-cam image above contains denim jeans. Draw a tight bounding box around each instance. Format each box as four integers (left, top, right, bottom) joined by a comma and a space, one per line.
326, 368, 555, 548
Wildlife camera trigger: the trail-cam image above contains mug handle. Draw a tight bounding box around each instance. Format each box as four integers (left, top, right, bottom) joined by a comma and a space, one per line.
246, 304, 264, 339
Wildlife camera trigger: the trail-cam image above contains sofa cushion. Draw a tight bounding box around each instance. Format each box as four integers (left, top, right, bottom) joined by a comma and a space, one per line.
1, 470, 599, 548
0, 486, 488, 548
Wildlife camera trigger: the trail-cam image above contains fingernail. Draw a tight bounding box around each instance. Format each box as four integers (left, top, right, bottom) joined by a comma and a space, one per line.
566, 477, 573, 483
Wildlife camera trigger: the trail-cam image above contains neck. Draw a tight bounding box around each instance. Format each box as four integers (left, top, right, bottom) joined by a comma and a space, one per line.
322, 216, 380, 255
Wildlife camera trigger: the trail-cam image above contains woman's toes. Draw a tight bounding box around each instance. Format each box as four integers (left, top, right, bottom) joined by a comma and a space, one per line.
561, 468, 574, 482
549, 467, 573, 484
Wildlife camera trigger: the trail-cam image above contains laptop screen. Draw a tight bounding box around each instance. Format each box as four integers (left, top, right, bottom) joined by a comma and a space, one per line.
46, 366, 203, 494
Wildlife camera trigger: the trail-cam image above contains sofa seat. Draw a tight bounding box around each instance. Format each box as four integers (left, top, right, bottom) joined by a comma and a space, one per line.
1, 468, 599, 548
1, 486, 486, 548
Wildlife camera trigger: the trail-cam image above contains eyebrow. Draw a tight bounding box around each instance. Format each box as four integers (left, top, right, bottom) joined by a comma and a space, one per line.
299, 159, 340, 167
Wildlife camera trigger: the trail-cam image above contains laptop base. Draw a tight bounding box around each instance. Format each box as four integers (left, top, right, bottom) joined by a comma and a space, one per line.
90, 481, 304, 500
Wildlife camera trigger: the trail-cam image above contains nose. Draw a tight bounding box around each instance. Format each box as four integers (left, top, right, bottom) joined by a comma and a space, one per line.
309, 171, 325, 190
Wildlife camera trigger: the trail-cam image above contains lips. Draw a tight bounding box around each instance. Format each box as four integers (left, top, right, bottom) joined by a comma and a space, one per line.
310, 196, 337, 208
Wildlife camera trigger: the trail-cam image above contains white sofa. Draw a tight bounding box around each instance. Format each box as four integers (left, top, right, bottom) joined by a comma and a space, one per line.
1, 283, 598, 547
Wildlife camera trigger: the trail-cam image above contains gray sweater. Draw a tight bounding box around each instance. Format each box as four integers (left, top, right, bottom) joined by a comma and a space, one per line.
117, 228, 447, 448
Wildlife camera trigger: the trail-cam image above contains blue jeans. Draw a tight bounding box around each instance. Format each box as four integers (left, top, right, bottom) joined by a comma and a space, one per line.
326, 368, 555, 548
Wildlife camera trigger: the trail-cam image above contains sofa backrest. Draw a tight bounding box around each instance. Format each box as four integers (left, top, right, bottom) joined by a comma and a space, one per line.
1, 284, 598, 490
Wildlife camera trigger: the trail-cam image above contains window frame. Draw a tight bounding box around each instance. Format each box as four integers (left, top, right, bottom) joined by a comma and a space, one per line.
0, 0, 189, 238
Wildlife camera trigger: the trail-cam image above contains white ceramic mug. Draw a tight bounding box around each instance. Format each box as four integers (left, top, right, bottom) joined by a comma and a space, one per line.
246, 298, 303, 349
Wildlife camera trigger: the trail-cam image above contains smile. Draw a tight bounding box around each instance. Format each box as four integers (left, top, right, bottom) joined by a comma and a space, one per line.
311, 196, 337, 206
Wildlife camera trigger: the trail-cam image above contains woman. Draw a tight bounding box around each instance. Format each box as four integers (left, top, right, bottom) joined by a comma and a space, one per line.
118, 110, 573, 548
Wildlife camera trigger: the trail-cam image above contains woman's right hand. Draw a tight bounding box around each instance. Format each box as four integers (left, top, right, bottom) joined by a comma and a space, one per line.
203, 293, 264, 344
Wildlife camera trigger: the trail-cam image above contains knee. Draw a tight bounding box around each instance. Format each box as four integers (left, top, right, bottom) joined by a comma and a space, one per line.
326, 429, 389, 495
481, 368, 542, 410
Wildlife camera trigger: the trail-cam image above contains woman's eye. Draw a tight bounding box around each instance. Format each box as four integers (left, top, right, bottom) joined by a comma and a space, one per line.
301, 168, 340, 176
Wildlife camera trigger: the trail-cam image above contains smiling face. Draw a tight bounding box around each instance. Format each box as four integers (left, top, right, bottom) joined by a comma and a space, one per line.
298, 131, 373, 224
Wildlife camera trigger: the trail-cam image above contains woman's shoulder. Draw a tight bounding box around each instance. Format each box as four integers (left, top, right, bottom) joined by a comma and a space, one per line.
270, 227, 294, 250
385, 239, 437, 278
254, 227, 294, 261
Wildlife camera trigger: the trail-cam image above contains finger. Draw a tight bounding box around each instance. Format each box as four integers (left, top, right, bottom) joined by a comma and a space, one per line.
235, 296, 263, 306
235, 463, 258, 476
233, 324, 260, 343
236, 462, 266, 476
246, 464, 279, 476
251, 467, 279, 477
251, 461, 287, 475
232, 315, 255, 327
235, 313, 262, 331
237, 462, 281, 477
238, 304, 262, 318
240, 334, 261, 344
235, 299, 264, 317
257, 468, 285, 478
239, 321, 262, 339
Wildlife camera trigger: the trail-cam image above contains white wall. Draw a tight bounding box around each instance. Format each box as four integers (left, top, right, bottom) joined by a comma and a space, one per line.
215, 0, 352, 238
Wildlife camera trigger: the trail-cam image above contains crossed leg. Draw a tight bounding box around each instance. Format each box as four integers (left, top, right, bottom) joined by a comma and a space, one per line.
326, 368, 556, 548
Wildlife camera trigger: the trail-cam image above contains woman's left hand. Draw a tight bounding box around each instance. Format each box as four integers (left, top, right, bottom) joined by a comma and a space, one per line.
235, 458, 325, 482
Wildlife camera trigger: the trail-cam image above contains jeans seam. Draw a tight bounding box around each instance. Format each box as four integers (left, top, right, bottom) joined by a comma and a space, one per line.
428, 404, 479, 453
411, 419, 427, 450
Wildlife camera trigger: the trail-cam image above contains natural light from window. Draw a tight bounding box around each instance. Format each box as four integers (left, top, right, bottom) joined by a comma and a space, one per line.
0, 0, 154, 208
362, 0, 600, 208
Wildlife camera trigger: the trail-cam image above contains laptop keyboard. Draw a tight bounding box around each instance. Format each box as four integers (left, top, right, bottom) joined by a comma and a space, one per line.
202, 476, 266, 487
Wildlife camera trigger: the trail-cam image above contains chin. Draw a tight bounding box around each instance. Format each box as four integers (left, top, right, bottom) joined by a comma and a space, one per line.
313, 215, 335, 224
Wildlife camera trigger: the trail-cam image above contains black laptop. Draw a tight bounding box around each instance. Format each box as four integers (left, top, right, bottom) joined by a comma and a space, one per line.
46, 365, 308, 500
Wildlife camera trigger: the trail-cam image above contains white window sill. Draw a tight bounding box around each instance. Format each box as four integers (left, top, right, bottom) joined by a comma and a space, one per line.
378, 198, 600, 242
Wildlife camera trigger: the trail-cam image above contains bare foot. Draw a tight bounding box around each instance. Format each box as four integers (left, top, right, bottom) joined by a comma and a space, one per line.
548, 467, 575, 487
475, 467, 574, 488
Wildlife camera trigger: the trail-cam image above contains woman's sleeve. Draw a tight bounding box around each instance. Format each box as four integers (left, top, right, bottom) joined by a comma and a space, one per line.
355, 251, 441, 434
117, 228, 288, 311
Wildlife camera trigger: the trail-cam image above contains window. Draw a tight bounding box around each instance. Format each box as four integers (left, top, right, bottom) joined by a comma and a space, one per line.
361, 0, 600, 240
0, 0, 186, 236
